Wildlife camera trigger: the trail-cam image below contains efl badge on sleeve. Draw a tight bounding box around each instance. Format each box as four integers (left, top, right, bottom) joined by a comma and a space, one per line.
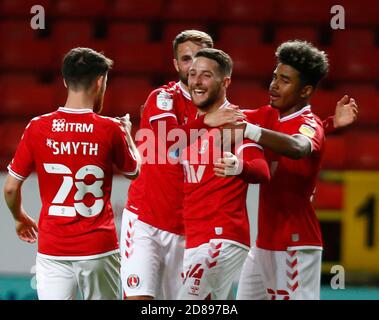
299, 124, 316, 138
157, 91, 173, 111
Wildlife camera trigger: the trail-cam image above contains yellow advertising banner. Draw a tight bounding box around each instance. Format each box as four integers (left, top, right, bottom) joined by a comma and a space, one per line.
342, 172, 379, 273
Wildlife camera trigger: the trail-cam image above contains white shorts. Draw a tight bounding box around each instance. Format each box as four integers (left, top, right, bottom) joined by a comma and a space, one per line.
178, 240, 248, 300
36, 253, 120, 300
236, 246, 322, 300
120, 209, 185, 299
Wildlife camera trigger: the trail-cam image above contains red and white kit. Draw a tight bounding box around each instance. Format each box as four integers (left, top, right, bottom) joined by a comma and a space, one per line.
238, 105, 325, 300
178, 103, 270, 300
121, 82, 207, 299
8, 107, 138, 299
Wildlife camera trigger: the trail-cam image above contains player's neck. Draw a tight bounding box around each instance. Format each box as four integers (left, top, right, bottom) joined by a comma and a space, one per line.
197, 97, 229, 116
64, 90, 94, 110
279, 101, 309, 118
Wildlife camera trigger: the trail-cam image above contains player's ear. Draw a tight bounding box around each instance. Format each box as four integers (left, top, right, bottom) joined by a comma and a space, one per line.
301, 85, 314, 99
173, 58, 179, 73
223, 77, 231, 89
96, 75, 105, 90
63, 79, 67, 88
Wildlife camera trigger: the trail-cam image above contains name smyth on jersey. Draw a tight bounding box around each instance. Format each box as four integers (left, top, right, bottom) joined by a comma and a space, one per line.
52, 119, 93, 133
47, 139, 98, 156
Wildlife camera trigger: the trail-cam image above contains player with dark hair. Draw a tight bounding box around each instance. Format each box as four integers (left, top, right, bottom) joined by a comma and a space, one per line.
3, 47, 140, 300
178, 48, 271, 300
120, 30, 244, 300
217, 40, 356, 300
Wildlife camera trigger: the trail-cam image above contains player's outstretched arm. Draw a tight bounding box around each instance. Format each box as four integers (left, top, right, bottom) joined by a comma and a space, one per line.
214, 150, 270, 184
323, 95, 358, 135
244, 123, 312, 160
3, 175, 38, 243
332, 95, 358, 129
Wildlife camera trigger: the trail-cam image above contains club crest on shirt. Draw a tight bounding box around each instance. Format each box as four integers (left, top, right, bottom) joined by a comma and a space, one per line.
199, 140, 209, 154
299, 124, 316, 138
156, 91, 173, 111
127, 274, 140, 289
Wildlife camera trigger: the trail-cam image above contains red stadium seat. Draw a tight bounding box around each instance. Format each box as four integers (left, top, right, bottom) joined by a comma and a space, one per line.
1, 83, 55, 117
109, 0, 164, 19
0, 121, 29, 170
228, 81, 269, 109
276, 0, 333, 24
0, 0, 51, 17
108, 23, 151, 44
218, 26, 263, 47
222, 0, 275, 23
227, 45, 276, 79
332, 29, 375, 50
53, 0, 107, 18
329, 47, 379, 81
331, 29, 376, 49
0, 73, 40, 85
274, 27, 320, 46
110, 43, 165, 74
313, 181, 343, 210
52, 21, 94, 43
335, 84, 379, 126
163, 0, 221, 21
0, 40, 53, 71
311, 90, 342, 120
0, 20, 40, 41
341, 0, 379, 27
104, 77, 153, 119
322, 136, 347, 170
347, 132, 379, 170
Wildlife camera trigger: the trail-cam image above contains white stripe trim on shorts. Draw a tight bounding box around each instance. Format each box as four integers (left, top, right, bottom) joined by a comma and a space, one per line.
287, 245, 323, 251
208, 238, 250, 251
37, 248, 120, 261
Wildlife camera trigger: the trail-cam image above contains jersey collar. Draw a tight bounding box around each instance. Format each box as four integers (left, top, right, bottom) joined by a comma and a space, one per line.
279, 105, 311, 122
195, 99, 230, 118
177, 81, 192, 101
58, 107, 94, 114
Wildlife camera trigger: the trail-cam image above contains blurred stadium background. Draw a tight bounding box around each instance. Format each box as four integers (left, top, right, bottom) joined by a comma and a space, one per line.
0, 0, 378, 300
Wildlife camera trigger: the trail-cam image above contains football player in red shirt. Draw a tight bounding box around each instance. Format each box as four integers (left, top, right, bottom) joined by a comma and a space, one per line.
3, 48, 140, 300
217, 41, 358, 300
120, 30, 244, 300
178, 48, 271, 300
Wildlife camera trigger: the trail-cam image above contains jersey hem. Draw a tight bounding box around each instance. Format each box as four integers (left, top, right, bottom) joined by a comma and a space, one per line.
37, 248, 120, 261
187, 238, 250, 251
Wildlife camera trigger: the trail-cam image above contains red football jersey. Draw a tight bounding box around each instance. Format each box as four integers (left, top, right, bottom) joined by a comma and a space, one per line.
126, 81, 198, 235
248, 105, 325, 251
8, 107, 138, 258
182, 104, 268, 249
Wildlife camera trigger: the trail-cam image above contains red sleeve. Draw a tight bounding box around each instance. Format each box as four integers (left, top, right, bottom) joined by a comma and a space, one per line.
322, 116, 336, 135
111, 122, 138, 175
235, 140, 270, 184
144, 88, 178, 124
285, 116, 325, 154
8, 121, 35, 181
243, 105, 277, 130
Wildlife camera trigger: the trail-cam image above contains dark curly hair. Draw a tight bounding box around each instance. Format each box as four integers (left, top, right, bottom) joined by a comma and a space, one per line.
276, 40, 329, 87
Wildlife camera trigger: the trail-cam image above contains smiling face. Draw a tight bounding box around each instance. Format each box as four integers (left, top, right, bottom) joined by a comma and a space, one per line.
188, 56, 230, 112
173, 40, 208, 87
269, 63, 313, 115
